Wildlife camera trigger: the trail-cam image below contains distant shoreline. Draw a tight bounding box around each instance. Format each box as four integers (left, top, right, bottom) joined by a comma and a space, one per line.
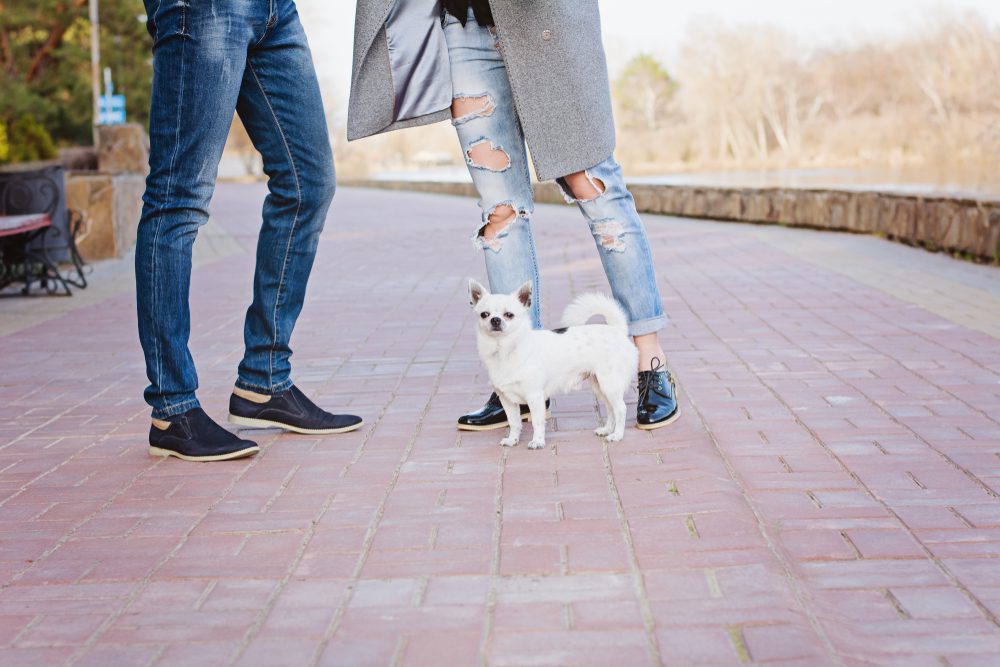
365, 167, 1000, 202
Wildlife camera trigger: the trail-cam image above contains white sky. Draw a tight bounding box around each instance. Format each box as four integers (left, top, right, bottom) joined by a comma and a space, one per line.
297, 0, 1000, 124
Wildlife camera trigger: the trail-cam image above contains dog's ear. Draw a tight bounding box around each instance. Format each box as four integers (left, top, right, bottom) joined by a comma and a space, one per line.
469, 279, 488, 306
516, 281, 532, 308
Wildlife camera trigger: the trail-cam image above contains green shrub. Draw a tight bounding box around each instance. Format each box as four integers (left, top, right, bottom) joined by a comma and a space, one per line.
0, 123, 9, 163
0, 116, 58, 164
0, 1, 152, 148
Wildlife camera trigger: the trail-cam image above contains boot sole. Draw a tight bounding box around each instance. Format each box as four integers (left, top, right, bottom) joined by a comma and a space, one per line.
227, 414, 364, 435
635, 407, 681, 430
457, 411, 551, 431
149, 445, 259, 462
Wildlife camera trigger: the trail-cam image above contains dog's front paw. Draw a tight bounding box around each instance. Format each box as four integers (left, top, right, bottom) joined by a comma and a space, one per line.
499, 436, 519, 447
605, 431, 624, 443
528, 438, 546, 450
594, 425, 612, 437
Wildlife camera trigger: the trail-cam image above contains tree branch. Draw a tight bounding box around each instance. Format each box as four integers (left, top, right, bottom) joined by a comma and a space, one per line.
0, 29, 13, 76
24, 0, 89, 84
0, 0, 13, 76
25, 26, 67, 83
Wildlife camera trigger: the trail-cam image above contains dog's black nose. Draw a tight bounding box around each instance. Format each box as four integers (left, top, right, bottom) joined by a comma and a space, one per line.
490, 317, 501, 328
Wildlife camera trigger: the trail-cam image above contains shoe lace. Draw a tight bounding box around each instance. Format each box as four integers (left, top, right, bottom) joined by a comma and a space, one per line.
638, 357, 665, 407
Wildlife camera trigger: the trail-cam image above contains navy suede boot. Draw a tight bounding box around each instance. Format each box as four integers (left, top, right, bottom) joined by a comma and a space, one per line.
149, 407, 259, 461
229, 385, 363, 435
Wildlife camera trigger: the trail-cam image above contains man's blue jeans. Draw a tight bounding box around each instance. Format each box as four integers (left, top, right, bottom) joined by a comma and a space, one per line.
137, 0, 334, 419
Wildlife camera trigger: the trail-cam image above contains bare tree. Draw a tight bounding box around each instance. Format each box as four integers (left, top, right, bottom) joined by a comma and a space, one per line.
613, 53, 677, 132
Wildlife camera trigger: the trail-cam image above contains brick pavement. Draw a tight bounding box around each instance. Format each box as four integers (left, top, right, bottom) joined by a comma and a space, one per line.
1, 183, 999, 666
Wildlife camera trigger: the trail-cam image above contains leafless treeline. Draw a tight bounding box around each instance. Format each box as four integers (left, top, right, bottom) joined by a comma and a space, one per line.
227, 11, 1000, 183
615, 11, 1000, 180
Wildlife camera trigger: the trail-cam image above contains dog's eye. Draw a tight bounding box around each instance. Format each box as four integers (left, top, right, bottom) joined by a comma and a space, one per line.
503, 312, 514, 319
480, 312, 489, 319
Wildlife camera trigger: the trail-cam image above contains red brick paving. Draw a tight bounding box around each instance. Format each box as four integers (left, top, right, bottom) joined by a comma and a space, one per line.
1, 183, 1000, 665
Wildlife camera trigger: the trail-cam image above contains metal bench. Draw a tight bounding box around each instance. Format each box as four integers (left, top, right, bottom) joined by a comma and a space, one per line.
0, 171, 87, 296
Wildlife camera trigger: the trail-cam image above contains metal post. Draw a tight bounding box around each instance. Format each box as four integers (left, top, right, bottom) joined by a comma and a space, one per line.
89, 0, 101, 147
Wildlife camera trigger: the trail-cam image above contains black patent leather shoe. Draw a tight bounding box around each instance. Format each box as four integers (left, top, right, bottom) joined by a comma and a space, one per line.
228, 385, 363, 434
457, 392, 550, 431
149, 407, 259, 461
637, 359, 680, 430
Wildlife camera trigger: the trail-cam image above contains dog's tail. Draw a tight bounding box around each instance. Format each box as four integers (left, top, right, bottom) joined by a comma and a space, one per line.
561, 293, 630, 337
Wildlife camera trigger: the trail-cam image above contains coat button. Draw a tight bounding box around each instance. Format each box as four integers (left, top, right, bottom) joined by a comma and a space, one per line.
541, 29, 552, 40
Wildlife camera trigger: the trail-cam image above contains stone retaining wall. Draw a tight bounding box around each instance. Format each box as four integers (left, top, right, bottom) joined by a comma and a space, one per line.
65, 173, 145, 261
345, 179, 1000, 262
65, 124, 148, 261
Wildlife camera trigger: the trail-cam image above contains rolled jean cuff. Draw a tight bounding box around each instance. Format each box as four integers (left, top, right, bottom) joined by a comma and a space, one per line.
628, 314, 667, 337
151, 397, 201, 420
235, 376, 294, 396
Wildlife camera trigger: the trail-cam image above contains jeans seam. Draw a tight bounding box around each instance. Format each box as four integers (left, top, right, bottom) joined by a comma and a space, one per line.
154, 397, 200, 418
236, 377, 292, 394
150, 22, 188, 407
252, 0, 276, 48
150, 0, 161, 40
247, 57, 302, 393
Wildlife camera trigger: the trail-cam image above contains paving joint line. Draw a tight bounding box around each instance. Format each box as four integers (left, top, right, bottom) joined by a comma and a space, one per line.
308, 279, 464, 667
777, 247, 1000, 423
679, 278, 1000, 636
601, 440, 665, 665
707, 261, 1000, 498
0, 379, 124, 453
337, 278, 432, 479
64, 451, 267, 666
308, 358, 446, 666
227, 476, 343, 665
1, 415, 161, 589
477, 446, 508, 667
681, 387, 844, 666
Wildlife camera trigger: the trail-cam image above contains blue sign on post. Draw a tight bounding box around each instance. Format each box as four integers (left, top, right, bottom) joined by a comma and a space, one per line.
98, 67, 126, 125
99, 95, 126, 125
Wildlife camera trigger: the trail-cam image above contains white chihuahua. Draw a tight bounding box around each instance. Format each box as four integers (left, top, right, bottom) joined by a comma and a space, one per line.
469, 279, 638, 449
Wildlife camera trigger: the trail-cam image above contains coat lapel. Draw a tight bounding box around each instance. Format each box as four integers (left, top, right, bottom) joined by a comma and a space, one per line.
353, 0, 397, 78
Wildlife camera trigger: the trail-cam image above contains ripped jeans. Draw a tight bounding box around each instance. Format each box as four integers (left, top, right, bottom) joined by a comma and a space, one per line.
442, 10, 666, 336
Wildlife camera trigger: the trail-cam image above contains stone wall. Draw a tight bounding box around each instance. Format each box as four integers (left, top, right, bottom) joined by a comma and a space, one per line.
65, 124, 148, 261
65, 173, 145, 261
345, 179, 1000, 262
97, 124, 149, 176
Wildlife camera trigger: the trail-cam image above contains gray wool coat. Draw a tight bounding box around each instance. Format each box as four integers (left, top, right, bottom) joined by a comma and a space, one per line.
347, 0, 617, 181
